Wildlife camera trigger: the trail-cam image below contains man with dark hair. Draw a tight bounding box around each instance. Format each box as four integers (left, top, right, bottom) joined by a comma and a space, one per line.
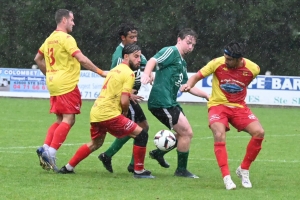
141, 28, 209, 178
34, 9, 106, 172
182, 41, 265, 189
59, 44, 154, 179
98, 22, 150, 173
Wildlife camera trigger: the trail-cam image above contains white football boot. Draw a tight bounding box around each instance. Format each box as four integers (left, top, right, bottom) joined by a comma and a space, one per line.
236, 166, 252, 188
223, 175, 236, 190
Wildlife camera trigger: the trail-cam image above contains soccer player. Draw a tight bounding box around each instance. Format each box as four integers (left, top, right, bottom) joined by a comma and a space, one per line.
141, 28, 209, 178
34, 9, 106, 172
59, 43, 154, 179
98, 23, 149, 173
182, 41, 265, 189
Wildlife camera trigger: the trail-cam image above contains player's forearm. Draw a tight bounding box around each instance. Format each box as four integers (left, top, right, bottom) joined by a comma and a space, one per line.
80, 57, 102, 74
189, 87, 209, 99
187, 73, 201, 88
120, 94, 130, 114
143, 58, 156, 76
34, 55, 46, 76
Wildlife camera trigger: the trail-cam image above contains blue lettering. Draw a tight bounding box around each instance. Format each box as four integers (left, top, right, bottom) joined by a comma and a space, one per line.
248, 95, 259, 103
274, 97, 287, 104
91, 73, 100, 77
292, 98, 300, 105
80, 71, 90, 77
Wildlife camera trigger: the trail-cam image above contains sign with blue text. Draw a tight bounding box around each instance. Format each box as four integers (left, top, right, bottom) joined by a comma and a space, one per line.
0, 68, 299, 106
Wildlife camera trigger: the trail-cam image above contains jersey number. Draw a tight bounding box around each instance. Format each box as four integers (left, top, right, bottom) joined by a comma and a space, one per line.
48, 48, 55, 66
102, 76, 111, 89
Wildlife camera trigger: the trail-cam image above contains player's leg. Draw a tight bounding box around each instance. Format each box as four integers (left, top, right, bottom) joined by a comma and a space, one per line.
209, 105, 236, 190
232, 107, 264, 188
172, 112, 198, 178
59, 122, 107, 174
36, 110, 62, 170
42, 86, 81, 172
127, 102, 149, 173
128, 124, 154, 178
148, 107, 181, 168
103, 115, 154, 178
98, 101, 137, 173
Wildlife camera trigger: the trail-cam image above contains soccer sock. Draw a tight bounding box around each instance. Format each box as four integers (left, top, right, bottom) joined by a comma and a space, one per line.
133, 145, 146, 171
105, 136, 131, 157
241, 137, 264, 170
43, 144, 50, 151
50, 122, 71, 150
68, 144, 91, 168
214, 142, 230, 177
176, 150, 189, 170
44, 122, 59, 146
48, 147, 57, 157
129, 139, 134, 165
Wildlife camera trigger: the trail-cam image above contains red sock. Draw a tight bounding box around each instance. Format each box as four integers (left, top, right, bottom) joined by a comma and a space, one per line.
44, 122, 59, 145
133, 145, 146, 171
50, 122, 71, 150
214, 142, 230, 177
241, 137, 264, 170
69, 144, 91, 167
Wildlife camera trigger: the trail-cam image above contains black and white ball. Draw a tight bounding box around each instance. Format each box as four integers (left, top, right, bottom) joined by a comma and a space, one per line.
153, 130, 176, 151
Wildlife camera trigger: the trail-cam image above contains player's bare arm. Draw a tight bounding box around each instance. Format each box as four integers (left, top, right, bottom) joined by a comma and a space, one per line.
188, 87, 209, 101
34, 53, 46, 76
120, 93, 130, 116
74, 52, 107, 77
182, 73, 202, 92
141, 58, 156, 84
130, 90, 144, 103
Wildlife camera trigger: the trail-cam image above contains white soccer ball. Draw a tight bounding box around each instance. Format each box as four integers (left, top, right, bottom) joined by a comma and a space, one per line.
153, 130, 176, 151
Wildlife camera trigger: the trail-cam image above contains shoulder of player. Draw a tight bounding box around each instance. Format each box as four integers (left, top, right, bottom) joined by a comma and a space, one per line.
243, 58, 260, 74
205, 56, 224, 67
113, 64, 133, 73
112, 45, 123, 58
160, 46, 176, 54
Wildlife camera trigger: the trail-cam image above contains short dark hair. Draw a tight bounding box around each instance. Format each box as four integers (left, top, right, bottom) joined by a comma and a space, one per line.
118, 22, 138, 39
55, 9, 72, 24
122, 44, 141, 58
177, 28, 198, 40
224, 41, 246, 58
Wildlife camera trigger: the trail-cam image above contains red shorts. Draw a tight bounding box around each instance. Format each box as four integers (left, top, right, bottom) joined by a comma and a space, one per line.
50, 86, 82, 114
90, 115, 138, 140
208, 105, 259, 132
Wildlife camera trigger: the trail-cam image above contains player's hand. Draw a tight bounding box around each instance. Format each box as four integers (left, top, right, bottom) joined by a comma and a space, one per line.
100, 71, 108, 78
204, 94, 210, 101
141, 73, 151, 84
130, 94, 144, 104
180, 84, 191, 92
149, 73, 155, 85
122, 111, 128, 117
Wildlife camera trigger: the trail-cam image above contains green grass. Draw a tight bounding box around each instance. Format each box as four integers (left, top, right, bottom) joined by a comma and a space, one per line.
0, 98, 299, 199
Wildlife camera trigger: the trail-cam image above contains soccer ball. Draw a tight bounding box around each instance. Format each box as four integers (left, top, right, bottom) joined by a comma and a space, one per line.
153, 130, 176, 151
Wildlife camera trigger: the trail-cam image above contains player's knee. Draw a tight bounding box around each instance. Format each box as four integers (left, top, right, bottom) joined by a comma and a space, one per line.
87, 138, 104, 152
253, 127, 265, 138
134, 129, 148, 147
138, 121, 149, 132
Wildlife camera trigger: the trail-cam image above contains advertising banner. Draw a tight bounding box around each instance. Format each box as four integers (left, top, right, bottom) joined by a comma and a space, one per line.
1, 68, 300, 106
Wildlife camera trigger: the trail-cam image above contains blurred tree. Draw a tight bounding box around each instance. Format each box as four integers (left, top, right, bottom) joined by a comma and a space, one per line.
0, 0, 299, 75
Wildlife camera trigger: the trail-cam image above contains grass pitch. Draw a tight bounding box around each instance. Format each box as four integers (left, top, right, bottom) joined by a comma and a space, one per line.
0, 98, 299, 199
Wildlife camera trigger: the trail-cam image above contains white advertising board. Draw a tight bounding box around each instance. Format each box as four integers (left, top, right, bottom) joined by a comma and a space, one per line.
1, 68, 300, 106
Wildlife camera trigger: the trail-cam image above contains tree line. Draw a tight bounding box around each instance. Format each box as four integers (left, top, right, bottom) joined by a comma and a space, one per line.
0, 0, 299, 75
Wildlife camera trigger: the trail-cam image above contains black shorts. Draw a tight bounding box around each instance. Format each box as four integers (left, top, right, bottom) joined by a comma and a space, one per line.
127, 100, 147, 123
149, 106, 184, 129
